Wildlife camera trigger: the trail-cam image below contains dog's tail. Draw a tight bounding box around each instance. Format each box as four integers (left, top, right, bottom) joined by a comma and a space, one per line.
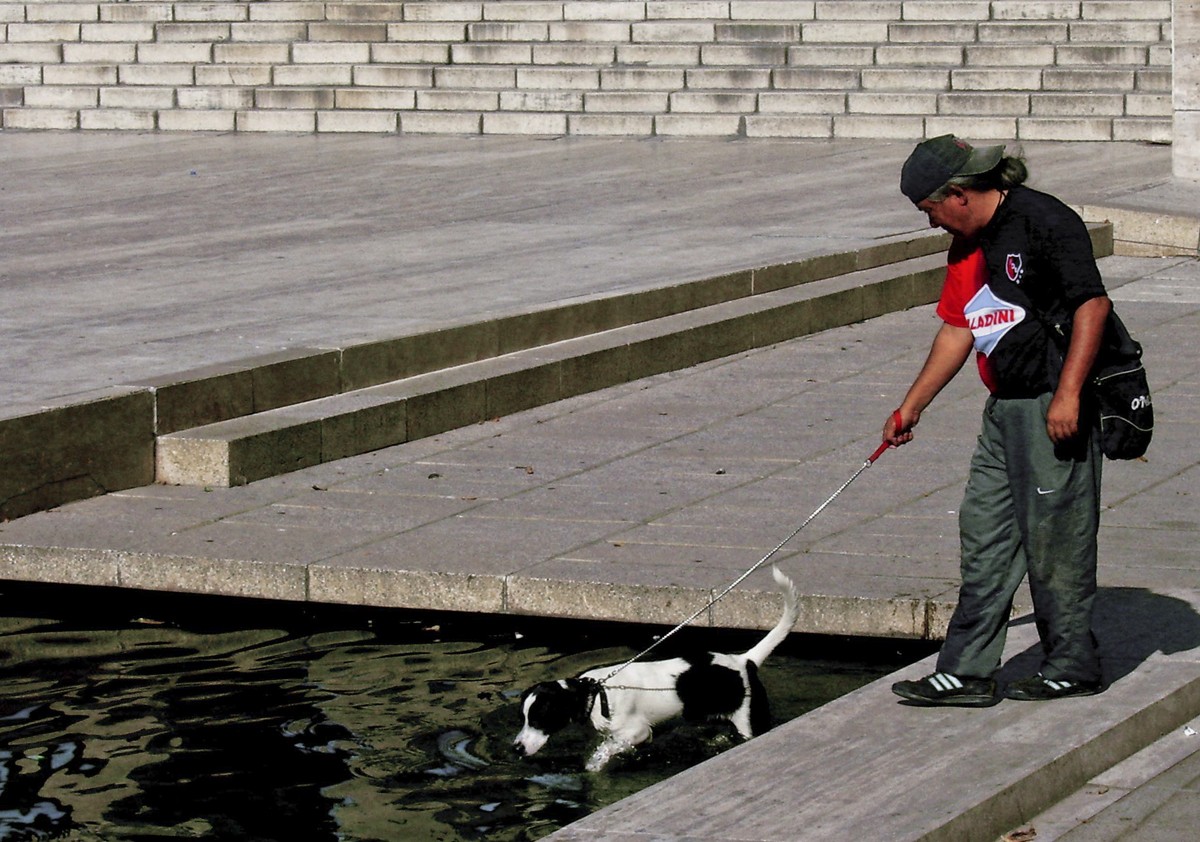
743, 565, 800, 667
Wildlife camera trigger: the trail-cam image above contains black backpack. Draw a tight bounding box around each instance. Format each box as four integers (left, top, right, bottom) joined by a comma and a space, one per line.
1047, 309, 1153, 460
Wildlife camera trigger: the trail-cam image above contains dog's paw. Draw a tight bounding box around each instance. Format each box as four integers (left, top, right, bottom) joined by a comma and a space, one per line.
584, 746, 617, 772
585, 739, 634, 772
584, 756, 608, 773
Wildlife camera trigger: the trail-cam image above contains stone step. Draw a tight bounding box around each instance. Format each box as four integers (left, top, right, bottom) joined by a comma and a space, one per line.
3, 107, 1171, 142
155, 250, 952, 487
14, 62, 1176, 94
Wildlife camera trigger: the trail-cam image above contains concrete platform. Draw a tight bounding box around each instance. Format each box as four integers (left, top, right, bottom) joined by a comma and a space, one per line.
1, 133, 1200, 840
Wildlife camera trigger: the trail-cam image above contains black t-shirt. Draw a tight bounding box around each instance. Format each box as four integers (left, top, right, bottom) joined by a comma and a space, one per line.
974, 185, 1108, 398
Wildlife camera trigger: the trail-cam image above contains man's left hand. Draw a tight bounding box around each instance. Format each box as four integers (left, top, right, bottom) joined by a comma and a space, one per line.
1047, 391, 1081, 443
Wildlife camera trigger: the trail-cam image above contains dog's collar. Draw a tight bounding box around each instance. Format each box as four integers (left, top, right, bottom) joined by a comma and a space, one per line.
580, 677, 611, 720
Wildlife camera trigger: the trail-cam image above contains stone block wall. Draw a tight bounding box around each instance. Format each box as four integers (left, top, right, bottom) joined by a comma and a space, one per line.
0, 1, 1178, 140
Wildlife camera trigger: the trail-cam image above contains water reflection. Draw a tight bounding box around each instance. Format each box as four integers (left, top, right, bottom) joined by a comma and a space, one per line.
0, 584, 930, 841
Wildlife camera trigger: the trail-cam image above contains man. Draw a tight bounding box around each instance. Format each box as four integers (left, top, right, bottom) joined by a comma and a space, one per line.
886, 135, 1110, 706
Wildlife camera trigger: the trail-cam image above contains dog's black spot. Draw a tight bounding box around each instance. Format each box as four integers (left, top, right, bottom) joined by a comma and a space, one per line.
676, 654, 745, 722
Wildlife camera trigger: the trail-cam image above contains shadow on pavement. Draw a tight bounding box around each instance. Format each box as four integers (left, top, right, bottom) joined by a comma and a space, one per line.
998, 587, 1200, 686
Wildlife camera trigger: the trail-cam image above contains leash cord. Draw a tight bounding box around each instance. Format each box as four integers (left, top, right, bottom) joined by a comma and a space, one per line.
597, 442, 891, 686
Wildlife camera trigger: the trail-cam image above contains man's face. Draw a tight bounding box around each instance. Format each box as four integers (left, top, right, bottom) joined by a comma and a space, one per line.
916, 193, 967, 237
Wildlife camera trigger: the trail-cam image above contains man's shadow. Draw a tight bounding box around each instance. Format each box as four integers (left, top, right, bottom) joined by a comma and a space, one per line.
996, 587, 1200, 685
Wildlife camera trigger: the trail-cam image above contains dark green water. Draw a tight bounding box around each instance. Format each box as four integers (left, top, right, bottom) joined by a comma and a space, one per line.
0, 583, 931, 841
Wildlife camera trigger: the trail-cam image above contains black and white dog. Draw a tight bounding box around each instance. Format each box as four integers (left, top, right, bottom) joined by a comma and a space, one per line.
513, 565, 800, 771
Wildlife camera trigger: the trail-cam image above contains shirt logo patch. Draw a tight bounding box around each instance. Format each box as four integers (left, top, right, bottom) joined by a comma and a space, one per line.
964, 285, 1026, 356
1006, 253, 1024, 284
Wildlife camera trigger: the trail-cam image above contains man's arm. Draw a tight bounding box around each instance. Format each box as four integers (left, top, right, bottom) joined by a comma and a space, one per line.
884, 323, 974, 445
1047, 295, 1111, 443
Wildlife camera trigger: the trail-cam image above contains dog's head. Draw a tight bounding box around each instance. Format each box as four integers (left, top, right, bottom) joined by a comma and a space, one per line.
512, 679, 596, 758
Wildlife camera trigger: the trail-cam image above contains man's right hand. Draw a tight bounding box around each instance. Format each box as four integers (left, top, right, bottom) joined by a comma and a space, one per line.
884, 408, 915, 447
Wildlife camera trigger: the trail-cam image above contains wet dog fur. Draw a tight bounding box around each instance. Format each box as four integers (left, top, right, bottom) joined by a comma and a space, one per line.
512, 565, 800, 771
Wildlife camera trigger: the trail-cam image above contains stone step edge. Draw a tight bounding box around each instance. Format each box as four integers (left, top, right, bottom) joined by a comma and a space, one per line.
927, 677, 1200, 841
153, 252, 950, 487
136, 230, 951, 438
0, 539, 958, 639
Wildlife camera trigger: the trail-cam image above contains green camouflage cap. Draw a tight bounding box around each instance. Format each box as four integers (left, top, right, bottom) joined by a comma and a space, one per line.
900, 135, 1006, 203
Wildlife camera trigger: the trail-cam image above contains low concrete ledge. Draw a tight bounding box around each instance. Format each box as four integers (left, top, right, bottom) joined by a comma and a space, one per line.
0, 543, 306, 603
117, 552, 311, 603
1077, 203, 1200, 257
131, 347, 343, 435
155, 253, 949, 488
157, 412, 328, 488
309, 565, 509, 616
505, 574, 959, 640
0, 537, 968, 639
506, 576, 727, 631
339, 320, 504, 393
0, 544, 122, 589
0, 388, 155, 522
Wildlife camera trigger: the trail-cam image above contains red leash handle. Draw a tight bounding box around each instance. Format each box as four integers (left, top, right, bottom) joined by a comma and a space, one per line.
868, 440, 891, 463
869, 410, 906, 464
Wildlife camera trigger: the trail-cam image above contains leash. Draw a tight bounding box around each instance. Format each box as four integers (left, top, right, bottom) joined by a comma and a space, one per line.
597, 434, 897, 687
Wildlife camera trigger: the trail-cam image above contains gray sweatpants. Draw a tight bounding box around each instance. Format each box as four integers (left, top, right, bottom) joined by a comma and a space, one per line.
936, 393, 1103, 684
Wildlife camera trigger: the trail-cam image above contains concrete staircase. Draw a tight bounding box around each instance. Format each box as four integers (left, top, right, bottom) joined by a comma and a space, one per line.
0, 0, 1174, 140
